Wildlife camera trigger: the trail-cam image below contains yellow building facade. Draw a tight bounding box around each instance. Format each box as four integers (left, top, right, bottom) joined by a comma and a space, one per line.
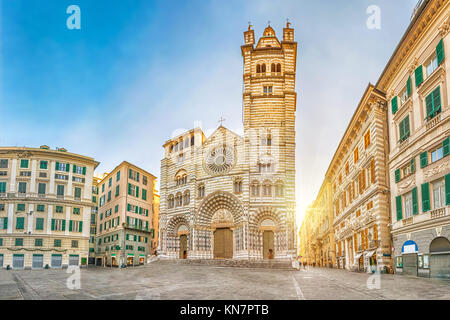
95, 161, 157, 267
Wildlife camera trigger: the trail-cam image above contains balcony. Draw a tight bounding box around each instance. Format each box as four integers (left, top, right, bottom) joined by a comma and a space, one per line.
402, 217, 413, 226
426, 113, 441, 131
430, 207, 447, 219
398, 137, 410, 150
368, 240, 380, 249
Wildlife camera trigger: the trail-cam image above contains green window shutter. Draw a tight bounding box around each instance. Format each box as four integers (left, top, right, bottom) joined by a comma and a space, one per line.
421, 182, 430, 212
128, 183, 132, 195
62, 220, 66, 231
3, 217, 7, 230
412, 187, 418, 215
432, 86, 441, 116
129, 169, 132, 178
135, 206, 138, 214
66, 164, 70, 172
443, 137, 450, 157
79, 221, 83, 232
445, 173, 450, 206
127, 203, 131, 211
51, 219, 55, 231
16, 217, 24, 229
391, 96, 398, 114
404, 115, 410, 138
436, 38, 445, 65
136, 186, 139, 198
36, 218, 44, 230
139, 207, 142, 214
395, 195, 402, 221
399, 118, 405, 141
410, 157, 415, 173
127, 216, 130, 225
69, 220, 73, 232
406, 76, 412, 97
82, 167, 86, 175
0, 182, 6, 193
55, 162, 60, 170
134, 235, 137, 241
73, 165, 77, 173
395, 169, 401, 183
137, 172, 140, 182
420, 151, 428, 168
415, 65, 423, 87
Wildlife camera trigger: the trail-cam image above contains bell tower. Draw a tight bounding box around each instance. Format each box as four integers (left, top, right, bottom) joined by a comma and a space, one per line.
241, 22, 298, 258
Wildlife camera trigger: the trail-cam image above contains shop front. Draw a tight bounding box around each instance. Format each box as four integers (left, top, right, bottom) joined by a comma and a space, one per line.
127, 254, 134, 266
401, 240, 418, 276
139, 254, 145, 265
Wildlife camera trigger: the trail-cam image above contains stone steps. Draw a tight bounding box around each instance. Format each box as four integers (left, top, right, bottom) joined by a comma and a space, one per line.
156, 258, 295, 270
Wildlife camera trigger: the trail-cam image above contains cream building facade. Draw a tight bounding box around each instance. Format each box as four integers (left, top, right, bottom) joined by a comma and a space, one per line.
159, 23, 297, 261
0, 146, 98, 269
95, 161, 157, 267
377, 0, 450, 279
329, 85, 391, 272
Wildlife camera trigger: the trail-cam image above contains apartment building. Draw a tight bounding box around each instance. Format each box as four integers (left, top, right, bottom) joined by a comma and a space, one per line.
88, 176, 101, 265
0, 146, 99, 269
377, 0, 450, 278
329, 85, 391, 272
95, 161, 156, 267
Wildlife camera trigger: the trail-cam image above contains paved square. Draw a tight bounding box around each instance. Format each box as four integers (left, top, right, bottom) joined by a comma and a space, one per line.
0, 261, 449, 300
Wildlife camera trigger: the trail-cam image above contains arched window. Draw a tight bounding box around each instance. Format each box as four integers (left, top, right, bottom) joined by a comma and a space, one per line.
261, 64, 266, 73
271, 63, 276, 72
276, 63, 281, 73
233, 180, 243, 193
175, 193, 182, 207
256, 64, 261, 73
251, 181, 260, 197
275, 182, 284, 197
190, 135, 195, 146
198, 185, 205, 198
168, 195, 174, 209
183, 191, 190, 206
262, 181, 272, 197
169, 145, 173, 153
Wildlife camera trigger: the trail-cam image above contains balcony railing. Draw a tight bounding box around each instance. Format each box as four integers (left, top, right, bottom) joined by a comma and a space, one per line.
426, 113, 441, 130
430, 207, 447, 219
402, 217, 413, 226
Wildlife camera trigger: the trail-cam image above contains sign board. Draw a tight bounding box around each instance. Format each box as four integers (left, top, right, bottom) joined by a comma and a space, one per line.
401, 240, 418, 254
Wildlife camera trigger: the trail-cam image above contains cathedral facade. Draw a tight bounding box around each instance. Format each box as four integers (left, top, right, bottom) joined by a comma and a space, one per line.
159, 23, 297, 260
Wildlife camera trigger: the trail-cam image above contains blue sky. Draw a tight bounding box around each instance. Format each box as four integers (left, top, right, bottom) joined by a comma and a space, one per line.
0, 0, 420, 224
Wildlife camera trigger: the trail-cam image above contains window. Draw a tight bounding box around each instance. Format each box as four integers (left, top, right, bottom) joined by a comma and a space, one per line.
73, 165, 85, 175
399, 86, 409, 106
263, 86, 273, 94
354, 147, 359, 163
35, 238, 43, 247
128, 183, 138, 197
175, 193, 182, 207
262, 183, 272, 197
433, 180, 445, 209
56, 162, 69, 172
364, 130, 371, 149
15, 238, 23, 246
234, 181, 242, 193
252, 182, 261, 196
396, 256, 403, 268
129, 169, 140, 182
425, 55, 438, 77
115, 185, 120, 197
0, 159, 8, 168
399, 115, 410, 142
16, 217, 25, 230
430, 145, 443, 164
73, 207, 80, 215
107, 190, 111, 202
57, 185, 65, 197
197, 186, 205, 198
20, 159, 29, 168
168, 195, 175, 208
18, 182, 27, 194
143, 175, 148, 186
275, 184, 284, 197
72, 240, 78, 248
54, 239, 61, 247
51, 219, 66, 231
0, 204, 4, 211
425, 86, 441, 120
35, 217, 44, 230
115, 204, 119, 213
39, 161, 48, 170
17, 203, 25, 211
74, 187, 82, 200
404, 192, 413, 218
37, 205, 45, 212
184, 191, 190, 205
38, 183, 46, 195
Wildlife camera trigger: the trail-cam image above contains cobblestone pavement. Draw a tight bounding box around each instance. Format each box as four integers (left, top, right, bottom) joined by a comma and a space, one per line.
0, 262, 449, 300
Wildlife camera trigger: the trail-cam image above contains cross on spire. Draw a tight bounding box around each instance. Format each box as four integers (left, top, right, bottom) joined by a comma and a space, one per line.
218, 117, 226, 126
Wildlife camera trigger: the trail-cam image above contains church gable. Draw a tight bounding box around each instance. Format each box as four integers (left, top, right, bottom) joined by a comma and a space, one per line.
202, 126, 243, 149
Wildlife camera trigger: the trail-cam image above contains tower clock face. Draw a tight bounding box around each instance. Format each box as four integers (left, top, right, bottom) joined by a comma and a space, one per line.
204, 145, 236, 175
